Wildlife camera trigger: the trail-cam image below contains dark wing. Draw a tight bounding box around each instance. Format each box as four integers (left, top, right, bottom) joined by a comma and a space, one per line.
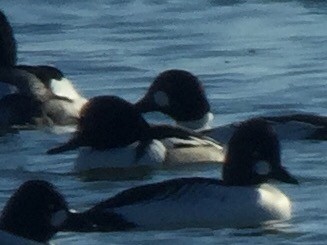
91, 177, 223, 210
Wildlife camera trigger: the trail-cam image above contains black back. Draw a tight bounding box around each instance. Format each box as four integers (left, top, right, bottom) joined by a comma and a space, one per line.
15, 65, 64, 88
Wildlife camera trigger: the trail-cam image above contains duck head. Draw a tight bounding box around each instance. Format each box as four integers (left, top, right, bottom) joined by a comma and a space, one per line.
135, 69, 211, 129
223, 118, 298, 186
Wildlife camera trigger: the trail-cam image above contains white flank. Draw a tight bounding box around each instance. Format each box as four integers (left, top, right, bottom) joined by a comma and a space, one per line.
113, 183, 291, 229
177, 112, 214, 130
74, 140, 167, 172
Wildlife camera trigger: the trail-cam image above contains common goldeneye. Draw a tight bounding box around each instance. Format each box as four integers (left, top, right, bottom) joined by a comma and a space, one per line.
135, 69, 326, 141
60, 119, 298, 231
0, 180, 70, 244
0, 10, 87, 127
47, 96, 224, 179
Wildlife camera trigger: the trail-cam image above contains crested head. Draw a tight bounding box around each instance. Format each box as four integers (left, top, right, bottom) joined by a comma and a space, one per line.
223, 118, 298, 186
0, 180, 69, 243
135, 69, 210, 122
0, 10, 17, 67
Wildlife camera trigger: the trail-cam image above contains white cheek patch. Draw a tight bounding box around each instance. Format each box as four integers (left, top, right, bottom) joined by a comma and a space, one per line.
254, 161, 271, 175
153, 91, 169, 107
51, 209, 68, 227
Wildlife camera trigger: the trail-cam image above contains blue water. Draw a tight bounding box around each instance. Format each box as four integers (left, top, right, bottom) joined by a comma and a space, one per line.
0, 0, 326, 244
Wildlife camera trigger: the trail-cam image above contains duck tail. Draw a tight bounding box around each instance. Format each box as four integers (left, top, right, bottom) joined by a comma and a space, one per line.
0, 10, 17, 67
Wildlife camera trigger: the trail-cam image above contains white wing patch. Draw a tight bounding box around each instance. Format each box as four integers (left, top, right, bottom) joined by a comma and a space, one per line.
50, 78, 82, 100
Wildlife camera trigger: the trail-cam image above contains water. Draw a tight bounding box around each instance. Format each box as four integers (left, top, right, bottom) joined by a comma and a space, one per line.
0, 0, 326, 244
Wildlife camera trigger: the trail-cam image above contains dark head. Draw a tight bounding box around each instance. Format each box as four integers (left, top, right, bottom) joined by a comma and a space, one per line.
0, 180, 69, 243
223, 119, 298, 186
47, 96, 152, 154
135, 69, 210, 122
77, 96, 152, 149
47, 95, 206, 155
0, 10, 17, 67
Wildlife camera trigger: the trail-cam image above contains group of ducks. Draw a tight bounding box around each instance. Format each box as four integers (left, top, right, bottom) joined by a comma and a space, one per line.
0, 9, 326, 244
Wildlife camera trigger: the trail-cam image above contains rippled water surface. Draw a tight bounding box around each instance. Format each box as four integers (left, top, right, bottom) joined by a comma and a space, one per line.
0, 0, 326, 244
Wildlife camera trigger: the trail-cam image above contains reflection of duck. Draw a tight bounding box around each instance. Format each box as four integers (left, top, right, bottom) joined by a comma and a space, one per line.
47, 96, 224, 179
0, 180, 70, 244
0, 10, 87, 128
60, 119, 297, 231
135, 69, 326, 141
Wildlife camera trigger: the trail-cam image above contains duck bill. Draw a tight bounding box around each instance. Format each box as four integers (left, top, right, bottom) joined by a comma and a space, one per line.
270, 166, 298, 185
134, 95, 157, 113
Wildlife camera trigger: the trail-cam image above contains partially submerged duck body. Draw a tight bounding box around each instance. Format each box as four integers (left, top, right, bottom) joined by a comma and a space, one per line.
135, 69, 326, 141
47, 96, 224, 180
60, 119, 297, 231
0, 10, 87, 130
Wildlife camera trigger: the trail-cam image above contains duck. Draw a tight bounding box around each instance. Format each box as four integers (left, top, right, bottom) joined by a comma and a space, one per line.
0, 10, 87, 128
0, 180, 71, 244
47, 96, 224, 179
59, 118, 298, 232
135, 69, 326, 142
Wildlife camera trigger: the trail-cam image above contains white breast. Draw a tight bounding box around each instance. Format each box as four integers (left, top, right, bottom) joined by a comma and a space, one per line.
74, 140, 167, 173
113, 183, 291, 229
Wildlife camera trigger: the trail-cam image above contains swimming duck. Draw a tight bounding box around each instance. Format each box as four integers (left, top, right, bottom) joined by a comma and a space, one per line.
135, 69, 326, 141
47, 96, 224, 179
0, 180, 70, 244
0, 10, 87, 127
60, 118, 298, 231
